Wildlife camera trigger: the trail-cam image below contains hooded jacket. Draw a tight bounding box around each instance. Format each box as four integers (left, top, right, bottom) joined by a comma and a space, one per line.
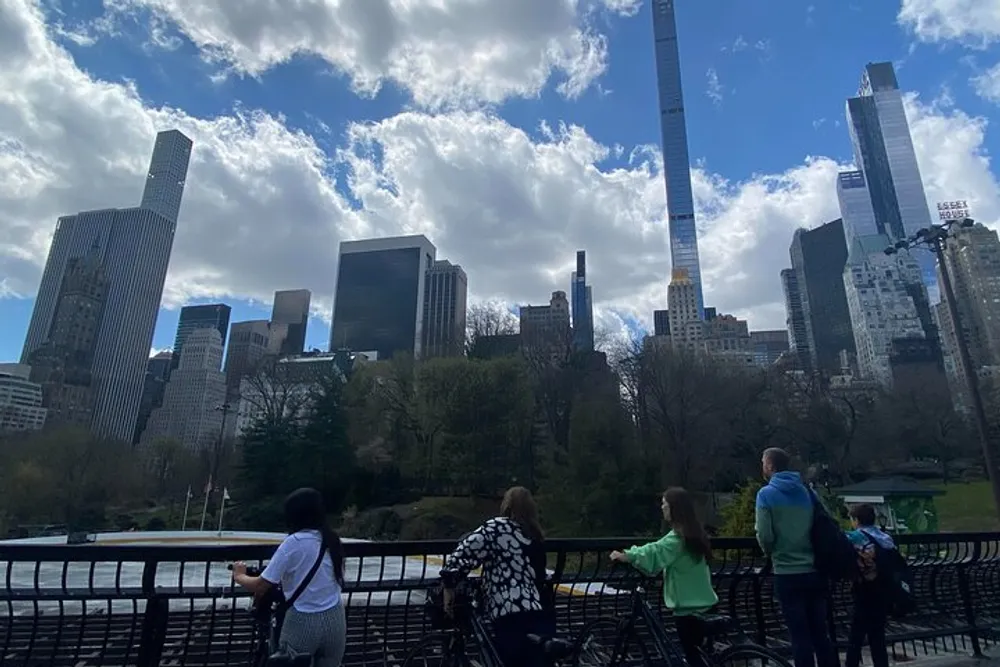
754, 471, 815, 574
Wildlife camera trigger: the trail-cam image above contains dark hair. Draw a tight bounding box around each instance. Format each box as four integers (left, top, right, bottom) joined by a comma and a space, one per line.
763, 447, 791, 472
284, 488, 345, 586
849, 503, 877, 527
501, 486, 544, 543
663, 487, 712, 562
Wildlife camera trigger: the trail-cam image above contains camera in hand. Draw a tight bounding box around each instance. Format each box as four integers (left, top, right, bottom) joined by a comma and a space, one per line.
227, 563, 262, 577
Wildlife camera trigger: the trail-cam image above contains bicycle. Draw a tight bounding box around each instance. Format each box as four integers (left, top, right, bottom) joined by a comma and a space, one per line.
572, 571, 793, 667
401, 579, 577, 667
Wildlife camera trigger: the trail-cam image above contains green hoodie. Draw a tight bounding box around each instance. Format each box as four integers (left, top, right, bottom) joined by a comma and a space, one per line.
624, 530, 718, 616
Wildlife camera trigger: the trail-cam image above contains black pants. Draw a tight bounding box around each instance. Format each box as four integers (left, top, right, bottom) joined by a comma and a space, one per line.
492, 610, 556, 667
774, 573, 838, 667
846, 585, 888, 667
675, 615, 707, 667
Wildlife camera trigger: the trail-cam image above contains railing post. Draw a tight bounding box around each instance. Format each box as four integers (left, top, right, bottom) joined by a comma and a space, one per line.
957, 539, 983, 657
752, 559, 770, 646
136, 560, 168, 667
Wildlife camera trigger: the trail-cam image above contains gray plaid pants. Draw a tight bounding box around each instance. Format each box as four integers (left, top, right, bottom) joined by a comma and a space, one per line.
275, 604, 347, 667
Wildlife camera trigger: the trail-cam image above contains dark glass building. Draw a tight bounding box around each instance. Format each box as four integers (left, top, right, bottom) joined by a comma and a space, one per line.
330, 236, 436, 360
172, 304, 231, 370
789, 219, 856, 375
271, 289, 311, 356
571, 250, 594, 352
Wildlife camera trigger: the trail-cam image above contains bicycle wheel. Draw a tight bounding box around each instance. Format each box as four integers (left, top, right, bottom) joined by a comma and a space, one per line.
572, 618, 654, 667
711, 643, 794, 667
402, 633, 470, 667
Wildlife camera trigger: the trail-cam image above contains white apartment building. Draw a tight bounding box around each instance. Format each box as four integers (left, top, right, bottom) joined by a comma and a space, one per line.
0, 370, 48, 432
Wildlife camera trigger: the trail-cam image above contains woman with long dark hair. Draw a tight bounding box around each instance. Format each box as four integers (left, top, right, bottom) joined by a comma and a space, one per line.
610, 487, 718, 667
233, 488, 347, 666
440, 486, 554, 667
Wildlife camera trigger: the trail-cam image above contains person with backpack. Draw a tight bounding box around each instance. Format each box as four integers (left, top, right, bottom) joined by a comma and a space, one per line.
610, 487, 719, 667
233, 488, 347, 667
755, 448, 837, 667
845, 504, 900, 667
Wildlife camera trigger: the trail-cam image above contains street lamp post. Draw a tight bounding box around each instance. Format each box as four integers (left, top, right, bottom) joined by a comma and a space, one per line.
212, 402, 233, 485
885, 216, 1000, 517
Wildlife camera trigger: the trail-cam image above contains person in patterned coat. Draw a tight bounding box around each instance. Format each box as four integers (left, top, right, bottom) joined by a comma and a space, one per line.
440, 486, 555, 667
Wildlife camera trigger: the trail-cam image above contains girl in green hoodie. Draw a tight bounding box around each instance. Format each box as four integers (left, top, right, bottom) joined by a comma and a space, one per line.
610, 487, 719, 667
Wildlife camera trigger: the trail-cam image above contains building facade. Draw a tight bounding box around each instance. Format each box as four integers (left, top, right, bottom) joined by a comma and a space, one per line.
224, 320, 271, 398
21, 130, 192, 442
750, 330, 790, 367
843, 235, 928, 387
330, 235, 436, 360
571, 250, 595, 352
651, 0, 704, 317
667, 269, 703, 352
422, 260, 468, 358
703, 314, 753, 365
27, 244, 108, 428
142, 328, 226, 450
134, 351, 173, 443
270, 289, 311, 356
0, 370, 47, 432
172, 304, 231, 370
520, 291, 571, 351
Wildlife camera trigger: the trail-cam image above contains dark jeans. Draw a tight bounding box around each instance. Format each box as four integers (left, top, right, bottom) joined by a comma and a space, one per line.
675, 615, 708, 667
774, 572, 838, 667
492, 610, 556, 667
846, 585, 888, 667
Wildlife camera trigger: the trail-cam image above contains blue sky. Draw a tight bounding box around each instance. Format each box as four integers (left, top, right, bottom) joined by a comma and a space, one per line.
2, 0, 1000, 362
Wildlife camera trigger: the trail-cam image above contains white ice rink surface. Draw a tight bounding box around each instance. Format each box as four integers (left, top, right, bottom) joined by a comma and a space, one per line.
1, 531, 617, 616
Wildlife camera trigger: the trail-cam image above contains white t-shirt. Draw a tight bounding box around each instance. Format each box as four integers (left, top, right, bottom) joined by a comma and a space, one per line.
261, 530, 342, 613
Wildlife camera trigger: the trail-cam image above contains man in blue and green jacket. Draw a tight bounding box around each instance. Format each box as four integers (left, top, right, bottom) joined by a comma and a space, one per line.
755, 448, 837, 667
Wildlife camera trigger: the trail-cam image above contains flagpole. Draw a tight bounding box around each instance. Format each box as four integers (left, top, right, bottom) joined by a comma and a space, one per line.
181, 485, 192, 530
217, 489, 229, 536
199, 476, 212, 531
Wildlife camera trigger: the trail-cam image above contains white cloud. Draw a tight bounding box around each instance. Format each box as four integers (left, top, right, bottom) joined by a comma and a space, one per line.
897, 0, 1000, 46
705, 68, 723, 106
972, 62, 1000, 103
89, 0, 640, 109
1, 0, 999, 351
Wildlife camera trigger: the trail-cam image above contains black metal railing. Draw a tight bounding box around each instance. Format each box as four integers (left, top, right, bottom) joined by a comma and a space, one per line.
1, 533, 998, 666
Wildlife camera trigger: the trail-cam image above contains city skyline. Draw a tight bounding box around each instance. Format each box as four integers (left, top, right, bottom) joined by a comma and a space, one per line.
1, 1, 1000, 362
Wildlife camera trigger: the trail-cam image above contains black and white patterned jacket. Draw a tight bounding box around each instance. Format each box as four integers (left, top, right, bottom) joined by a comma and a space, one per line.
439, 516, 551, 620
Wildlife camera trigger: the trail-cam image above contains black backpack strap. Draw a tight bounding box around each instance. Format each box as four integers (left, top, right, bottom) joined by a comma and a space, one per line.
282, 536, 327, 611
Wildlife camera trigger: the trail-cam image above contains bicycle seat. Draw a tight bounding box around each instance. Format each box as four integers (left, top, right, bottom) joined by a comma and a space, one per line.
702, 614, 738, 638
527, 634, 576, 661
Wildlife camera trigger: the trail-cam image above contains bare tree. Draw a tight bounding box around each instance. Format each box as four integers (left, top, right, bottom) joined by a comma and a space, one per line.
466, 301, 520, 357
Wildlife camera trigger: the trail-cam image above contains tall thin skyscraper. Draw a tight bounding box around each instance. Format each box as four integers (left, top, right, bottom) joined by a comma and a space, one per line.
651, 0, 704, 317
172, 304, 232, 370
846, 62, 936, 300
140, 130, 193, 224
270, 289, 311, 356
571, 250, 595, 352
21, 130, 193, 442
780, 268, 810, 370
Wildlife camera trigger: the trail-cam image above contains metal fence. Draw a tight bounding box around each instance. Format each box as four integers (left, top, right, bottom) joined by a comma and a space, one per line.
1, 533, 998, 666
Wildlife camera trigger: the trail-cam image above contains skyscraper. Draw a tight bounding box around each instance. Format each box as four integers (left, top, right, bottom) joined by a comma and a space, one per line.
667, 269, 703, 352
224, 320, 271, 397
846, 62, 936, 300
780, 268, 811, 370
651, 0, 704, 317
750, 330, 790, 367
21, 130, 192, 442
142, 327, 226, 450
134, 351, 172, 443
571, 250, 595, 352
422, 260, 468, 358
330, 235, 436, 360
172, 304, 232, 370
940, 223, 1000, 376
788, 220, 856, 374
270, 289, 311, 356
